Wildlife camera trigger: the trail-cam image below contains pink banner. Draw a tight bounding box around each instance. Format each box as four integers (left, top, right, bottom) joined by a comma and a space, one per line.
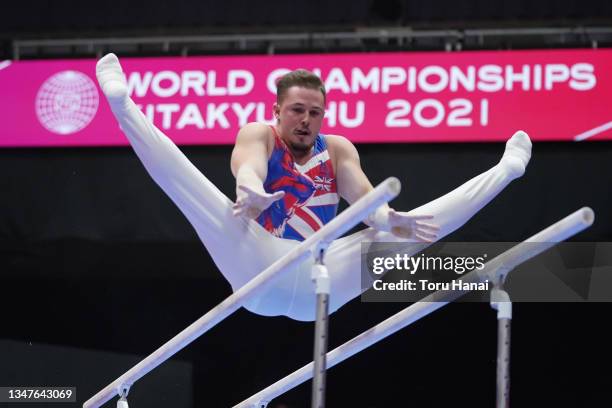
1, 49, 611, 147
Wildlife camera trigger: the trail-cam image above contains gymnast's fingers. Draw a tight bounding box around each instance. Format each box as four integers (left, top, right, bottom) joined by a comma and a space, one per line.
415, 229, 437, 240
409, 214, 434, 220
415, 232, 435, 243
416, 221, 440, 232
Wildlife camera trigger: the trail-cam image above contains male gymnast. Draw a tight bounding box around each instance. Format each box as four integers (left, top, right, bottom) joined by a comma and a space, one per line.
96, 53, 531, 321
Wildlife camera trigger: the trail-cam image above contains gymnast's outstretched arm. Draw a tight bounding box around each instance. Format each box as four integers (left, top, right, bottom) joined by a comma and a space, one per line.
329, 134, 439, 241
230, 123, 285, 218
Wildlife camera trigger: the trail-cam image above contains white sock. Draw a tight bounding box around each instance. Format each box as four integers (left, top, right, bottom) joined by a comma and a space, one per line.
95, 53, 128, 106
499, 130, 532, 179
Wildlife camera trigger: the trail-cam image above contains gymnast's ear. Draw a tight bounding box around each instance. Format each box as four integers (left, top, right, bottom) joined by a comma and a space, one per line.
273, 102, 281, 121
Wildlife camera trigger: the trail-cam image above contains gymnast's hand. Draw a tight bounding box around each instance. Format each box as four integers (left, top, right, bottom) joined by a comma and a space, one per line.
368, 207, 439, 242
232, 185, 285, 219
388, 210, 439, 242
96, 53, 128, 104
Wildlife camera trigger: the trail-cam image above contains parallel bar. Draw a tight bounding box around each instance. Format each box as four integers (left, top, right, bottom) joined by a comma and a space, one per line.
311, 292, 330, 408
481, 206, 595, 283
233, 207, 594, 408
83, 177, 401, 408
496, 317, 511, 408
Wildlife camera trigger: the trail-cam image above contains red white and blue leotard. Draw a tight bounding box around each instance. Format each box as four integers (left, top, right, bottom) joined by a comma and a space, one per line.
256, 127, 339, 241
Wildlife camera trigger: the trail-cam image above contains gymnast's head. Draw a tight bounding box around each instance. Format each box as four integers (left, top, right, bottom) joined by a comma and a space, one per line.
273, 69, 326, 155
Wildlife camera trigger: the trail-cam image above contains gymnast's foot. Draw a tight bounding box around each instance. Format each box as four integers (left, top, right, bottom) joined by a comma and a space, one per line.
499, 130, 532, 179
96, 53, 128, 105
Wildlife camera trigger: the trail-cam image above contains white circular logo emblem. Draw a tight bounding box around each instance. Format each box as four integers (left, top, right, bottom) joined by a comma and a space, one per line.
35, 70, 99, 135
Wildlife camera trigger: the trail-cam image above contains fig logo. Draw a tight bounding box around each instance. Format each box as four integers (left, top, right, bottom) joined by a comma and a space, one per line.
35, 70, 99, 135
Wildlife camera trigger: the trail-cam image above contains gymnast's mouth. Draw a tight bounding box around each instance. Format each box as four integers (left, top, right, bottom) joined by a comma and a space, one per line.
294, 129, 311, 136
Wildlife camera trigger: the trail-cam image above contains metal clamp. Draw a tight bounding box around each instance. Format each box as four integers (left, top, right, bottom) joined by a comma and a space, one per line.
490, 286, 512, 320
311, 247, 331, 295
116, 385, 130, 408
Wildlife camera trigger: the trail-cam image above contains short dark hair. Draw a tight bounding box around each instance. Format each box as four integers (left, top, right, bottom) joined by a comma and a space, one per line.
276, 69, 326, 104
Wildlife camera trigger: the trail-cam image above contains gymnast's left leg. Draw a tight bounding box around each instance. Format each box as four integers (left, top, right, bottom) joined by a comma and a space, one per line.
278, 131, 532, 321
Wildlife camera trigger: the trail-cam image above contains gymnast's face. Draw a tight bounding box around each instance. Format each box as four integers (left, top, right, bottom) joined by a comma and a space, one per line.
274, 86, 325, 157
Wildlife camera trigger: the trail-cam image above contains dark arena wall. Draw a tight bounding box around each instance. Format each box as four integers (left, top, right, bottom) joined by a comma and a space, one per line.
1, 140, 611, 407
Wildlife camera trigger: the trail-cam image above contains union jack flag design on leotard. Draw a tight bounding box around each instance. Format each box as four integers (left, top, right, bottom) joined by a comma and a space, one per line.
256, 127, 339, 241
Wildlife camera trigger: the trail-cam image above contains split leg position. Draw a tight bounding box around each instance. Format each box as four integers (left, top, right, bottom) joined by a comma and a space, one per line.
96, 53, 532, 321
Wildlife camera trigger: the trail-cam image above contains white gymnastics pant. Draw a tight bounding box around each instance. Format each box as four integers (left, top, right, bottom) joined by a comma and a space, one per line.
107, 96, 530, 321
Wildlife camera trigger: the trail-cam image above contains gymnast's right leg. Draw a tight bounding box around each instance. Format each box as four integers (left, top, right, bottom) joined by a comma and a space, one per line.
95, 53, 280, 290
